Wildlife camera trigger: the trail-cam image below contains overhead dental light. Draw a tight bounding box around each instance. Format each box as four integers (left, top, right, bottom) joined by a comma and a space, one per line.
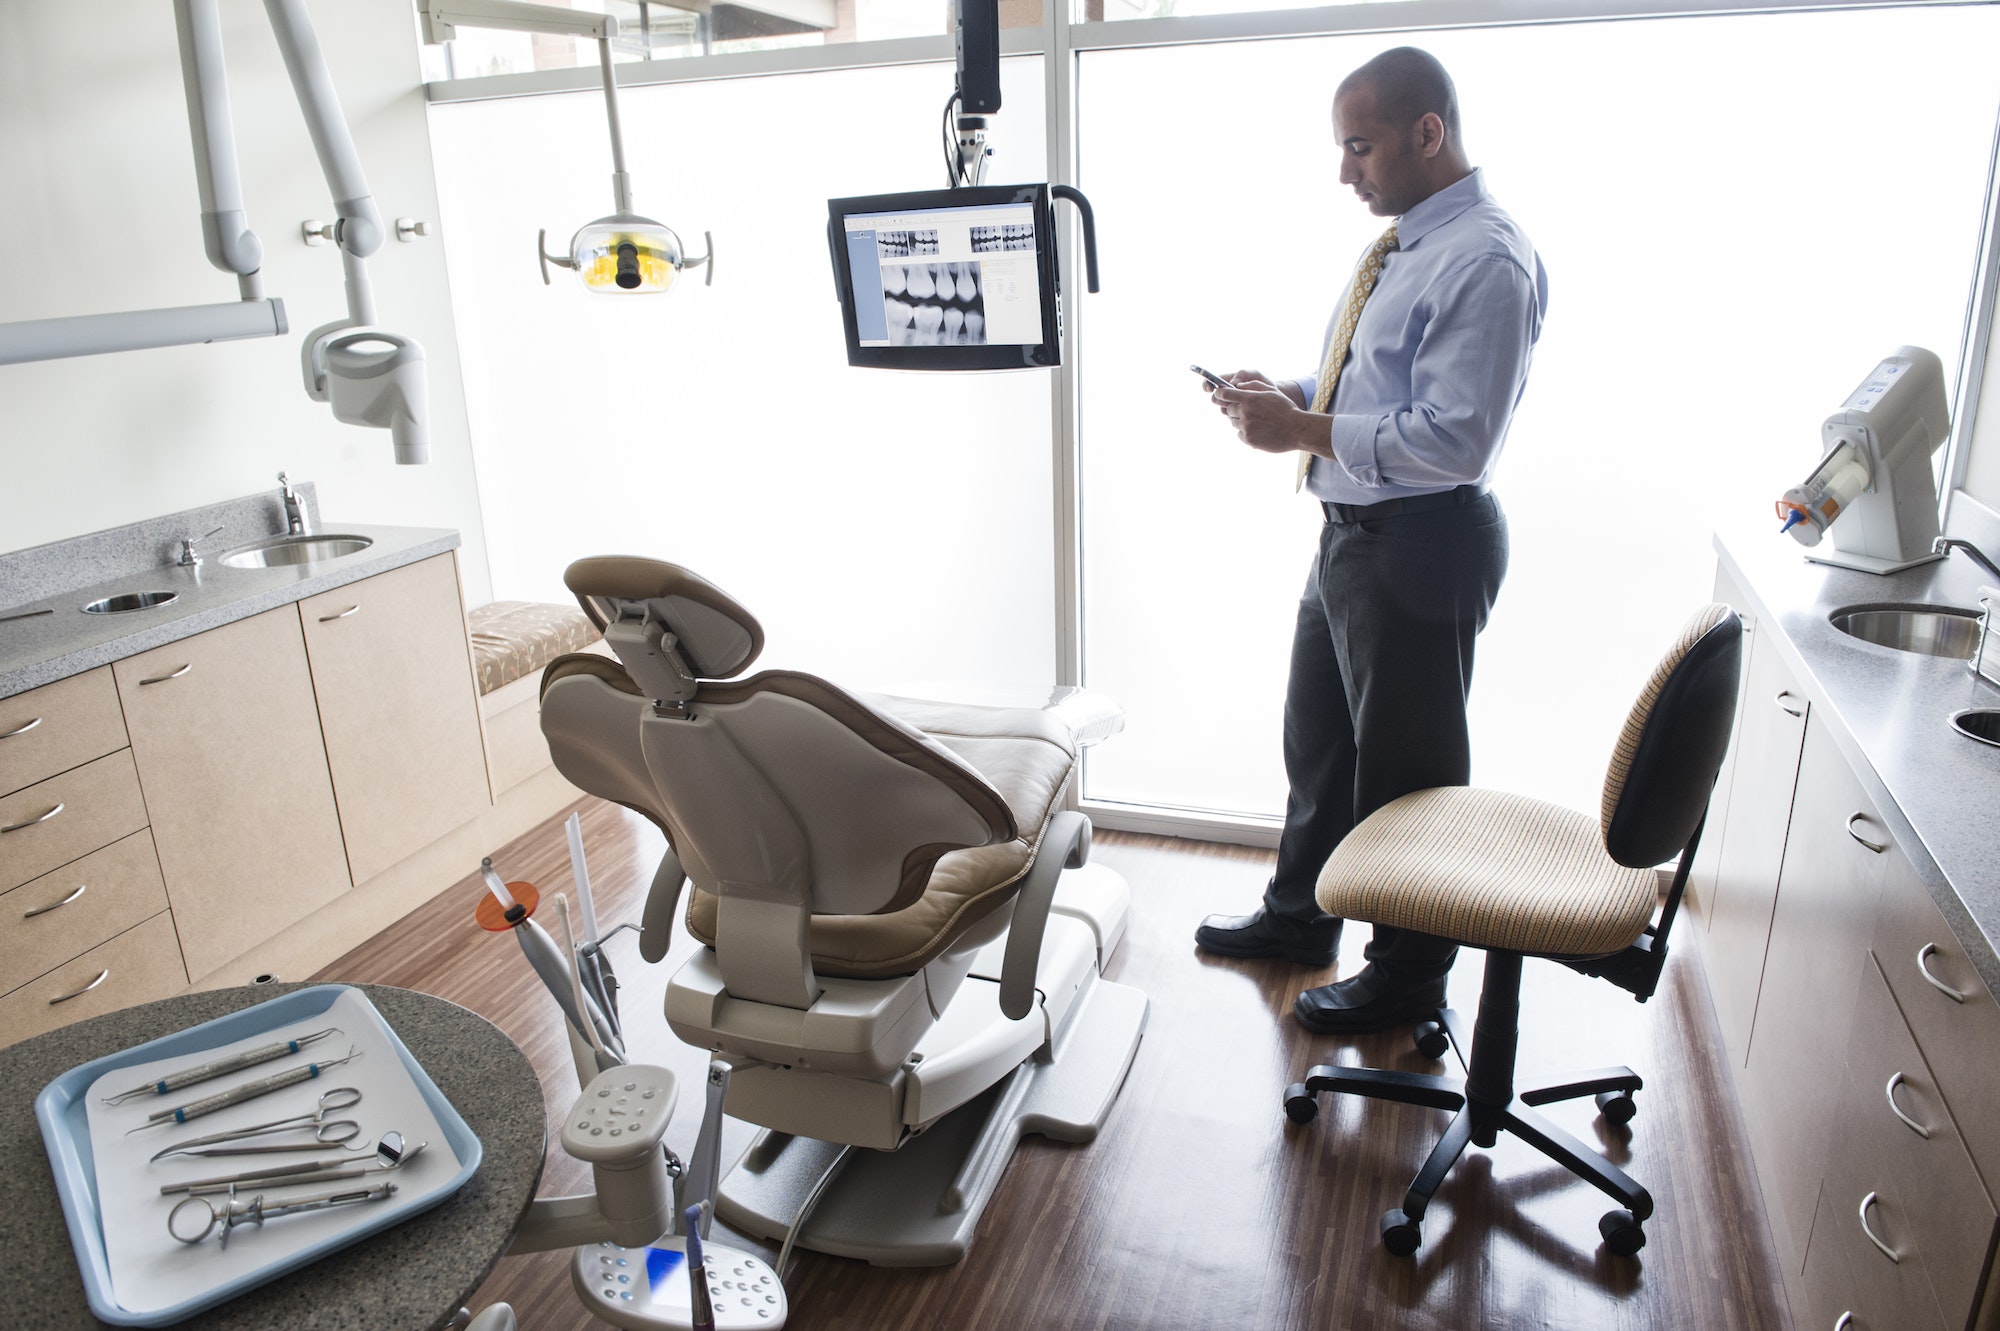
420, 0, 712, 296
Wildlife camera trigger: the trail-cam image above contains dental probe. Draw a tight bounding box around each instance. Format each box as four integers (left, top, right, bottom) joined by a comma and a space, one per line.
100, 1027, 342, 1105
129, 1048, 360, 1131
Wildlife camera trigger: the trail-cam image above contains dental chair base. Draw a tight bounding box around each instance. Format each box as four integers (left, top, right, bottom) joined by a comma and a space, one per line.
713, 867, 1147, 1267
572, 1238, 784, 1329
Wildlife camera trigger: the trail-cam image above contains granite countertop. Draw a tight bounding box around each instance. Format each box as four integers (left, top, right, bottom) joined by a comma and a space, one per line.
1715, 526, 2000, 990
0, 486, 459, 701
0, 982, 544, 1330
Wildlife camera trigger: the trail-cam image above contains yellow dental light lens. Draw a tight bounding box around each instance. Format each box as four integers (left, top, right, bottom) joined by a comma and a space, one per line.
571, 224, 681, 295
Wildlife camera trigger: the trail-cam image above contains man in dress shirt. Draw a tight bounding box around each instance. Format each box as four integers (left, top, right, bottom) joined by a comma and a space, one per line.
1195, 47, 1549, 1033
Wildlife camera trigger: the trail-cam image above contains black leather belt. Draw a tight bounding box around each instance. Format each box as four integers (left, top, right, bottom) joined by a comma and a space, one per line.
1322, 484, 1488, 524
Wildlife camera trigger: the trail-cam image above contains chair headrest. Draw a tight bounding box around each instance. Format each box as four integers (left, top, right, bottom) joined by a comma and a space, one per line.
564, 556, 764, 680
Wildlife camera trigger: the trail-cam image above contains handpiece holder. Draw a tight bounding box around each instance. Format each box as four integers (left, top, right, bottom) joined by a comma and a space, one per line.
1777, 345, 1950, 574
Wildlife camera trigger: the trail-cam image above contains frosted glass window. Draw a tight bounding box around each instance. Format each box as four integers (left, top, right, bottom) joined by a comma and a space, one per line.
429, 58, 1055, 691
1076, 9, 2000, 818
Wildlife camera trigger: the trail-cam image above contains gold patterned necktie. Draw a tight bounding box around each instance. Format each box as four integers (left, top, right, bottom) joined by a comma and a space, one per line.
1297, 224, 1400, 491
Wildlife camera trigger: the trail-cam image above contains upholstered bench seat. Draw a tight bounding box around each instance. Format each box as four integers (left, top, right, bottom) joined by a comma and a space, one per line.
1317, 786, 1659, 958
468, 600, 602, 696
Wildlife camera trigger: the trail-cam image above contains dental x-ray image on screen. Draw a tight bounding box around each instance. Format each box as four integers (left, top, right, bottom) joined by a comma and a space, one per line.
881, 261, 987, 346
828, 183, 1061, 370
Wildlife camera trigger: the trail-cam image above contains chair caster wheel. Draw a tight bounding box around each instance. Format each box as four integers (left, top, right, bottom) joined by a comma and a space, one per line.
1381, 1209, 1422, 1255
1599, 1208, 1646, 1256
1412, 1020, 1449, 1060
1283, 1084, 1319, 1124
1595, 1089, 1638, 1125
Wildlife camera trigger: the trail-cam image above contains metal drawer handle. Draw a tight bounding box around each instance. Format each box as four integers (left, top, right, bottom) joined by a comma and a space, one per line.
1917, 943, 1968, 1003
22, 883, 87, 919
1835, 1315, 1853, 1331
1858, 1192, 1900, 1263
0, 715, 43, 740
48, 968, 108, 1005
1774, 689, 1805, 717
318, 605, 360, 623
1, 802, 64, 834
1884, 1072, 1932, 1138
1845, 813, 1888, 854
139, 663, 192, 686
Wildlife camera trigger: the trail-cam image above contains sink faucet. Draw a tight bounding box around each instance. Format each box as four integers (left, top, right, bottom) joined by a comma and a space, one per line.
279, 471, 312, 536
1934, 536, 2000, 583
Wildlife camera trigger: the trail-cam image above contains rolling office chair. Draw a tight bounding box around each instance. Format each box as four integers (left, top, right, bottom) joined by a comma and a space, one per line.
1283, 604, 1743, 1258
536, 556, 1148, 1266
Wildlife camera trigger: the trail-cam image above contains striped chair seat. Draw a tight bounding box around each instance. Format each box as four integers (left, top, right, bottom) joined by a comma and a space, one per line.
1317, 786, 1659, 958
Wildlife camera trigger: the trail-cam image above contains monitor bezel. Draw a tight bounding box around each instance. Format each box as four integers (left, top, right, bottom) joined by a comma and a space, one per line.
827, 183, 1061, 371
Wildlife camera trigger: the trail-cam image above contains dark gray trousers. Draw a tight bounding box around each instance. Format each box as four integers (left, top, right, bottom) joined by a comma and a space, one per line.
1261, 490, 1509, 984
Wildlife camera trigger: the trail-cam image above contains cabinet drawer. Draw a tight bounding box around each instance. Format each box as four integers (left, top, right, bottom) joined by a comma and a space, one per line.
1841, 954, 1998, 1323
0, 749, 149, 894
0, 913, 186, 1049
1873, 869, 2000, 1184
1802, 1178, 1948, 1331
0, 830, 166, 995
0, 668, 129, 798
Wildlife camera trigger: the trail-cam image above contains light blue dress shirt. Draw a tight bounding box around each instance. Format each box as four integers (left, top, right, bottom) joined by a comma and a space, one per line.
1293, 168, 1548, 507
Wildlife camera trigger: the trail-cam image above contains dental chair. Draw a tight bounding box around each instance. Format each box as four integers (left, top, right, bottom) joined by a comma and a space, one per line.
535, 556, 1148, 1267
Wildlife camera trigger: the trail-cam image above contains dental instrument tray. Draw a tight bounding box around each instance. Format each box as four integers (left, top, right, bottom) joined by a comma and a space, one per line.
34, 984, 482, 1327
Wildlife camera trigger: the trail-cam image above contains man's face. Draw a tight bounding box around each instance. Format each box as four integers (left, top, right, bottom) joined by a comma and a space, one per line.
1333, 84, 1429, 217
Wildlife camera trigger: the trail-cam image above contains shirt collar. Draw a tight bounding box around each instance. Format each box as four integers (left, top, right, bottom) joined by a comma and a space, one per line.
1395, 167, 1488, 249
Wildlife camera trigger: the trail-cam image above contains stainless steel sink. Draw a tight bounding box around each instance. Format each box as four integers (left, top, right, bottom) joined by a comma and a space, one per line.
81, 590, 179, 614
218, 534, 374, 569
1953, 709, 2000, 747
1828, 605, 1984, 659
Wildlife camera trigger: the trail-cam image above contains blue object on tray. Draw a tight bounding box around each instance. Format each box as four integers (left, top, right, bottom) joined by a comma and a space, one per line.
34, 984, 483, 1327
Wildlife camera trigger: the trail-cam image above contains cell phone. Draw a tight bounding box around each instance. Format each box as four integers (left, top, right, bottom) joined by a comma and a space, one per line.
1189, 364, 1230, 390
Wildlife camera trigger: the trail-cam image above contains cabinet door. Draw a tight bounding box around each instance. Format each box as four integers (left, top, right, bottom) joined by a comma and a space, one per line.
1703, 627, 1812, 1064
115, 607, 351, 979
298, 555, 489, 886
1741, 716, 1891, 1268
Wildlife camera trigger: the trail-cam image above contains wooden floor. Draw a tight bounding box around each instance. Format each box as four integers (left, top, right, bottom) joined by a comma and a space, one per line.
318, 798, 1791, 1331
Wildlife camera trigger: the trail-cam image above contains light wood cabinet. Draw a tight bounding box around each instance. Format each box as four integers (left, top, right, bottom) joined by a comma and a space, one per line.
114, 606, 351, 980
1741, 716, 1890, 1267
298, 554, 489, 885
0, 666, 128, 798
1700, 625, 1811, 1064
0, 829, 168, 995
0, 913, 187, 1046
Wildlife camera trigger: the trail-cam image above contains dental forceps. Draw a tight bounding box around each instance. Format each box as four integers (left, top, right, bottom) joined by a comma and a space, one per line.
167, 1181, 399, 1249
100, 1027, 341, 1105
128, 1047, 360, 1131
147, 1086, 364, 1162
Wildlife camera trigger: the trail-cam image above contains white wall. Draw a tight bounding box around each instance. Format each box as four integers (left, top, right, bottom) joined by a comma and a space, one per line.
0, 0, 491, 603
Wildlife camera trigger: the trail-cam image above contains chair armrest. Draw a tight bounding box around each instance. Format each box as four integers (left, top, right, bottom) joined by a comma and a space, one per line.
1000, 810, 1091, 1020
639, 845, 687, 965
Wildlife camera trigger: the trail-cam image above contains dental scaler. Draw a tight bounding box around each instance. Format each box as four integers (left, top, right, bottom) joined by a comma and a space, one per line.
1775, 345, 1951, 574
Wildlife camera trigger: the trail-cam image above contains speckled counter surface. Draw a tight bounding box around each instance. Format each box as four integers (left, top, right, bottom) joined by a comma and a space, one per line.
0, 984, 543, 1330
1716, 527, 2000, 992
0, 486, 458, 701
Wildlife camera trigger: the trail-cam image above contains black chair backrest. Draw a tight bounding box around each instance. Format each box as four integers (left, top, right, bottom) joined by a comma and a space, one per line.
1603, 609, 1744, 870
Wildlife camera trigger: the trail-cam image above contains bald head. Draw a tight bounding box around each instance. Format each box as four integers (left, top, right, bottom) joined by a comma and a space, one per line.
1331, 47, 1472, 217
1338, 47, 1462, 144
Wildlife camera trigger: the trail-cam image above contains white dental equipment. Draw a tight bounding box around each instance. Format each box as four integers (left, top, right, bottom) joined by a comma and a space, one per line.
1776, 345, 1952, 572
464, 845, 783, 1331
420, 1, 713, 296
0, 0, 433, 465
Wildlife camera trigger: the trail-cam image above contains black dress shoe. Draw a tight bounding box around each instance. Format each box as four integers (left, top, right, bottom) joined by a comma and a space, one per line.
1293, 966, 1448, 1034
1194, 907, 1340, 966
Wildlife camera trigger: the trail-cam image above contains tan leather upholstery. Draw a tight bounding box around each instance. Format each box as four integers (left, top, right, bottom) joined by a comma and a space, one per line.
564, 556, 764, 678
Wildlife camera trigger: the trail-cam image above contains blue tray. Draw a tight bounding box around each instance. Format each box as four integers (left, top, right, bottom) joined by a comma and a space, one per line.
34, 984, 483, 1327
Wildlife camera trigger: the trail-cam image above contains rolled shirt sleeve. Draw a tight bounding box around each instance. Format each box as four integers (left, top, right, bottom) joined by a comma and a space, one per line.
1323, 253, 1541, 492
